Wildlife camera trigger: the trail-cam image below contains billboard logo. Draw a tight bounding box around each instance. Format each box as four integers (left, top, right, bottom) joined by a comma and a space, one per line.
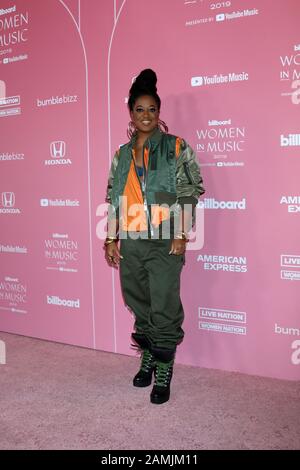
2, 192, 15, 207
0, 6, 16, 16
47, 295, 80, 309
50, 141, 66, 158
191, 76, 203, 87
280, 134, 300, 147
198, 197, 246, 210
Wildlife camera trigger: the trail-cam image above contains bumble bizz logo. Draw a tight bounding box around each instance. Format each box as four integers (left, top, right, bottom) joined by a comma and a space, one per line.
274, 323, 300, 365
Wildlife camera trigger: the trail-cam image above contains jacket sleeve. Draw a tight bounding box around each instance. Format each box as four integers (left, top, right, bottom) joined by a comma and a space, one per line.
175, 139, 205, 208
105, 150, 119, 204
106, 150, 120, 221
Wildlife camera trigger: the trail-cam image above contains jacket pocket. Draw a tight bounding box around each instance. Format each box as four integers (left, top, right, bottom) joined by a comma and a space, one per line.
183, 162, 194, 184
155, 191, 177, 206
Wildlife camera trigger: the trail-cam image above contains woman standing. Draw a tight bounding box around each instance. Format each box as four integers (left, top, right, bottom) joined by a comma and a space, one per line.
105, 69, 205, 404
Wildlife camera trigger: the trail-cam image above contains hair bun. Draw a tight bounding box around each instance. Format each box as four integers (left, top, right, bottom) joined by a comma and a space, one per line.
136, 69, 157, 91
127, 68, 161, 114
130, 69, 157, 95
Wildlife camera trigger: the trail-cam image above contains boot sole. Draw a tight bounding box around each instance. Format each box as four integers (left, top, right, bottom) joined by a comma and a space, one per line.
150, 395, 170, 405
133, 378, 152, 387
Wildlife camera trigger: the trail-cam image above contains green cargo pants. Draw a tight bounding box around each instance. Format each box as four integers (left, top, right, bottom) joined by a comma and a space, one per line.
119, 236, 185, 349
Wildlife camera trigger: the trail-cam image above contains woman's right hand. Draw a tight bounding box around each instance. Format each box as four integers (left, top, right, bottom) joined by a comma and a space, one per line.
105, 242, 123, 267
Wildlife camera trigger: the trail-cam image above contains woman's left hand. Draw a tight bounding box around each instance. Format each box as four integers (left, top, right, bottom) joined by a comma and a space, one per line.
169, 239, 187, 256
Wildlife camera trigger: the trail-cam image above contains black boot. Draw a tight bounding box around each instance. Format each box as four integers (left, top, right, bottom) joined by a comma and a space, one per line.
131, 333, 155, 387
133, 349, 155, 387
150, 346, 176, 405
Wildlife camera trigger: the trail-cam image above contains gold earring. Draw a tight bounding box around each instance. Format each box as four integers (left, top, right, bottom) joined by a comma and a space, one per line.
158, 119, 169, 134
127, 121, 137, 139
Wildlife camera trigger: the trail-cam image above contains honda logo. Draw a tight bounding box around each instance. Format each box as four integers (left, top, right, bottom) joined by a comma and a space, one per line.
2, 192, 15, 207
50, 141, 66, 158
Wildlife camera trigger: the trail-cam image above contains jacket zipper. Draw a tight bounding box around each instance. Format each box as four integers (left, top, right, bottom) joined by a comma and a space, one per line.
132, 143, 154, 236
144, 142, 154, 236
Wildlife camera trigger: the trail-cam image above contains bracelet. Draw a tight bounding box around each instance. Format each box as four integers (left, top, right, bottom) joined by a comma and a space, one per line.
174, 231, 189, 242
104, 237, 118, 246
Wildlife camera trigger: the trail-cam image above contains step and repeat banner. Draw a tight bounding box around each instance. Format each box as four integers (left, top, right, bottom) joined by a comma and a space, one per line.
0, 0, 299, 380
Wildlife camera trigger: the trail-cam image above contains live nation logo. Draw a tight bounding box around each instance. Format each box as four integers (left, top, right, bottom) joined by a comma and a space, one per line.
198, 307, 247, 335
0, 80, 21, 117
280, 254, 300, 281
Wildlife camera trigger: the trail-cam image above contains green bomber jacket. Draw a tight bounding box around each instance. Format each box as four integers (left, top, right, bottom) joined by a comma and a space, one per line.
106, 127, 205, 230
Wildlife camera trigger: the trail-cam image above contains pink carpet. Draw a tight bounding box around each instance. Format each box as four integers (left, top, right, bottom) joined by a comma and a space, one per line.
0, 332, 299, 450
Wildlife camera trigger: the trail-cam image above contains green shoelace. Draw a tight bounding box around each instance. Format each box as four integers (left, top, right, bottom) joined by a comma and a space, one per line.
155, 360, 174, 387
141, 349, 155, 372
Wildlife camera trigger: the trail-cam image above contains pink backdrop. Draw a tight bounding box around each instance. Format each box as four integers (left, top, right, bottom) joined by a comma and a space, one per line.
1, 0, 299, 380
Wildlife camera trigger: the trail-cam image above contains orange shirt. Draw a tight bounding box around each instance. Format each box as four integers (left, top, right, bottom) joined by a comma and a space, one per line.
121, 138, 181, 232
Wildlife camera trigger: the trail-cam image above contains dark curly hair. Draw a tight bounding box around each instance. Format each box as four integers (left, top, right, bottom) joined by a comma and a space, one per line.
128, 69, 161, 112
127, 69, 168, 138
